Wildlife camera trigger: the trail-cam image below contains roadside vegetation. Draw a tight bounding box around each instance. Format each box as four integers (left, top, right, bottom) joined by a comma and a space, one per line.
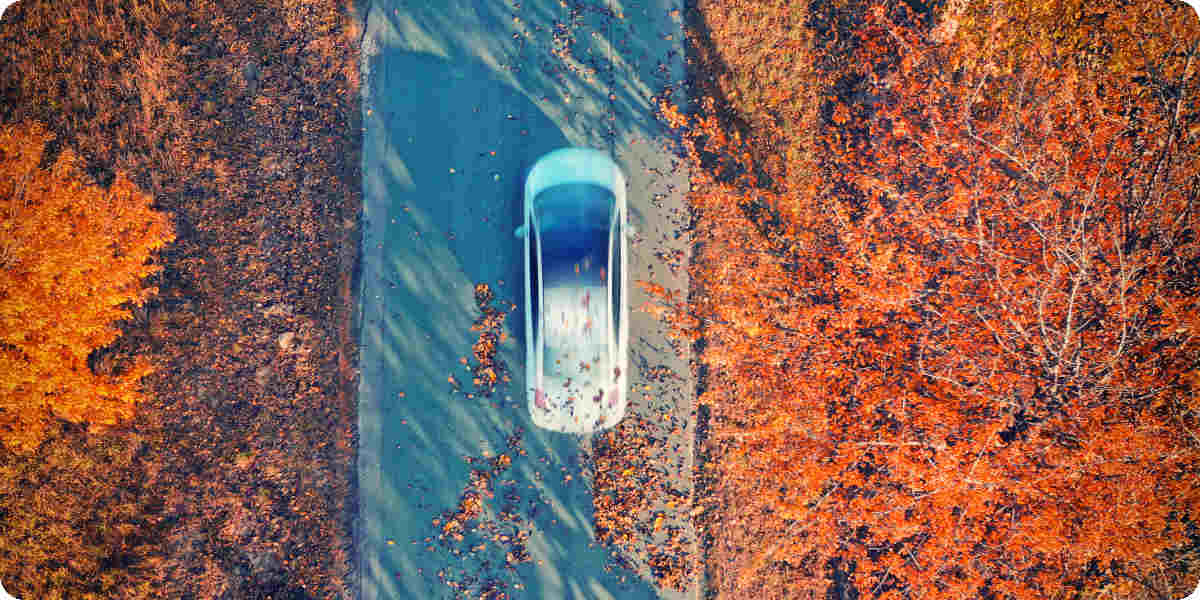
0, 0, 362, 597
1, 122, 174, 455
651, 0, 1200, 598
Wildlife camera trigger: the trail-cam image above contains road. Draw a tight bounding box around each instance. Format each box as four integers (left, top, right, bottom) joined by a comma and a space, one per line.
355, 0, 695, 598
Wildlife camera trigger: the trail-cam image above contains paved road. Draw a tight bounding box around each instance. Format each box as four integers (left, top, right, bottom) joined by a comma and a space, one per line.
355, 0, 694, 598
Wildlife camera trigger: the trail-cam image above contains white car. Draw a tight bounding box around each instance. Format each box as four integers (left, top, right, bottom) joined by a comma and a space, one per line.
515, 148, 631, 433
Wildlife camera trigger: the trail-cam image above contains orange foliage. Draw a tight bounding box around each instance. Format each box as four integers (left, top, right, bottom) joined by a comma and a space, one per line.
657, 0, 1200, 598
0, 122, 174, 453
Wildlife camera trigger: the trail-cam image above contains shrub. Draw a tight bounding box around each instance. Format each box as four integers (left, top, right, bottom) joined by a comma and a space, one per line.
0, 121, 174, 453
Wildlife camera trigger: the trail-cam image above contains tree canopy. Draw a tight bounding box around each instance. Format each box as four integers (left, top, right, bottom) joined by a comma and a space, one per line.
0, 121, 174, 453
655, 0, 1200, 597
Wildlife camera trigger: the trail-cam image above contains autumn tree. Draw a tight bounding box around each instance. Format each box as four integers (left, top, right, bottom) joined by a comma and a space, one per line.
0, 121, 174, 454
651, 0, 1200, 598
824, 3, 1200, 596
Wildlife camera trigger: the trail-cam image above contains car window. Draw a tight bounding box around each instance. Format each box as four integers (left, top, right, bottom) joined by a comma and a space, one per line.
611, 218, 621, 340
530, 225, 540, 346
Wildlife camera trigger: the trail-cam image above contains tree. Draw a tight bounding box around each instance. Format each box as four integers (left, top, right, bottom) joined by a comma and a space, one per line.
0, 121, 174, 454
827, 2, 1200, 594
650, 0, 1200, 597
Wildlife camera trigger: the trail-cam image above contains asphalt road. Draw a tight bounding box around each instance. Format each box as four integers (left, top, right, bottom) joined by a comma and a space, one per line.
355, 0, 695, 598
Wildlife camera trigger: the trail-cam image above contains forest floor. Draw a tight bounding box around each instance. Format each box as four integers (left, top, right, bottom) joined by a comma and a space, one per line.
0, 0, 362, 597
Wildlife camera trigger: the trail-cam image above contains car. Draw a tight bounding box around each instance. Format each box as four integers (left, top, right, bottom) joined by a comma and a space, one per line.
515, 147, 631, 433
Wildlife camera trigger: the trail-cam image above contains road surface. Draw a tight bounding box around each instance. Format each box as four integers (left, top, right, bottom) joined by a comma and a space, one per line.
355, 0, 695, 597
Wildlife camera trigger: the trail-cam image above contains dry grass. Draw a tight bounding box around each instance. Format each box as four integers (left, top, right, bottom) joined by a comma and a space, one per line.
686, 0, 823, 207
0, 0, 363, 597
1074, 549, 1200, 600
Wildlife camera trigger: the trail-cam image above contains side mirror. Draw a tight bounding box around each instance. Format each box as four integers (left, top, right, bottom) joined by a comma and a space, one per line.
514, 224, 527, 238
